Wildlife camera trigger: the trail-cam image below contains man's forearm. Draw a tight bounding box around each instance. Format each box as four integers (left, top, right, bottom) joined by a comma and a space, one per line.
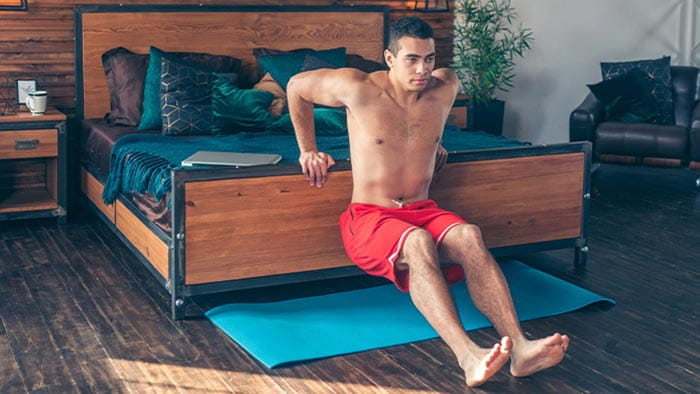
287, 77, 318, 153
290, 99, 317, 153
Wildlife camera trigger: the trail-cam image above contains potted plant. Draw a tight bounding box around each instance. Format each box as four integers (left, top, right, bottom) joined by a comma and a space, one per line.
452, 0, 534, 134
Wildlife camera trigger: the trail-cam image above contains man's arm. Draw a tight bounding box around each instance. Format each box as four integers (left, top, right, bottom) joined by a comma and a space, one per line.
287, 68, 364, 187
432, 69, 458, 176
431, 68, 460, 107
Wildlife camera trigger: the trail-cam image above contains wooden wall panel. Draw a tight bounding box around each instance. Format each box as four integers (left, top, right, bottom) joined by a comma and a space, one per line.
0, 0, 454, 111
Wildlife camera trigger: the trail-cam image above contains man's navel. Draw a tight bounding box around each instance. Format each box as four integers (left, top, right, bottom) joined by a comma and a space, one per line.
375, 138, 384, 145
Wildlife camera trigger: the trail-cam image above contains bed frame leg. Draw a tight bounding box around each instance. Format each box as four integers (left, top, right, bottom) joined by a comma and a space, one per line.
574, 245, 588, 266
171, 295, 186, 320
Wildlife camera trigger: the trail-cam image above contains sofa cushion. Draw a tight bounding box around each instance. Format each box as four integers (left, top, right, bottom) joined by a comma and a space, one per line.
139, 46, 243, 130
595, 122, 688, 160
601, 56, 675, 125
101, 47, 149, 126
587, 69, 660, 123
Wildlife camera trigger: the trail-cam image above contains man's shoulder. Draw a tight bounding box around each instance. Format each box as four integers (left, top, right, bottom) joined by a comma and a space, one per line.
425, 68, 459, 101
431, 68, 459, 86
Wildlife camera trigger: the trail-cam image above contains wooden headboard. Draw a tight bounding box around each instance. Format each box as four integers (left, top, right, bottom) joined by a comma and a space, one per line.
75, 5, 389, 120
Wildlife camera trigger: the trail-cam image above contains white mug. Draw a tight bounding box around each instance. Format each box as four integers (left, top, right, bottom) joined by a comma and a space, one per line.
26, 91, 47, 115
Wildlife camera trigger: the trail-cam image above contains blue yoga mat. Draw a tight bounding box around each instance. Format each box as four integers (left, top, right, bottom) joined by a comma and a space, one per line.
206, 260, 614, 368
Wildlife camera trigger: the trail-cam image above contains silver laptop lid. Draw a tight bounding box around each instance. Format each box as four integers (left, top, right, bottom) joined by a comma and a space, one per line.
181, 151, 282, 167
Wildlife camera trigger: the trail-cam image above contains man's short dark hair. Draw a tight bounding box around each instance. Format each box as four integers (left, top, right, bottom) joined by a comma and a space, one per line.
388, 17, 434, 54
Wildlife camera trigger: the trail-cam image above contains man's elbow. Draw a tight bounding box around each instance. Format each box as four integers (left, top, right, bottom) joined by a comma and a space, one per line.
287, 72, 310, 96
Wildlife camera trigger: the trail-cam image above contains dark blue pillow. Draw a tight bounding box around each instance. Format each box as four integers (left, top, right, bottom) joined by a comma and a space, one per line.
159, 56, 221, 136
601, 56, 674, 125
300, 54, 338, 72
588, 69, 661, 123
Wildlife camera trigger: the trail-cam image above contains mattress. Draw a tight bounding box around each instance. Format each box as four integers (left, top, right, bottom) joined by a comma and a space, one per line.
80, 118, 157, 181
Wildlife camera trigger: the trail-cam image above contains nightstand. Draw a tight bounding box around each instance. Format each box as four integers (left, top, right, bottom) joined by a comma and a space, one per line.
447, 94, 470, 130
0, 108, 67, 223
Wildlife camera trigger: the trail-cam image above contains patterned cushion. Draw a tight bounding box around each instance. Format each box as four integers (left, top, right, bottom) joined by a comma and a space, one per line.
587, 69, 660, 123
601, 56, 674, 125
139, 46, 243, 131
159, 56, 218, 136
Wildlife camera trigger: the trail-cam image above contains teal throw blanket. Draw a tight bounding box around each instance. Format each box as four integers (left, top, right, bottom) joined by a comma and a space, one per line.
102, 126, 525, 205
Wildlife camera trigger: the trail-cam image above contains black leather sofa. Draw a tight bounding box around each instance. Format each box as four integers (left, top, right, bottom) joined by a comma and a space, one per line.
570, 65, 700, 184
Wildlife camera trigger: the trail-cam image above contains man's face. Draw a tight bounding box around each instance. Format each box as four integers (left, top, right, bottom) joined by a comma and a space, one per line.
385, 36, 436, 92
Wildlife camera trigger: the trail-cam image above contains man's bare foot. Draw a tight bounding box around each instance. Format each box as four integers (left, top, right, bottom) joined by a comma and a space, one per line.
460, 336, 512, 387
510, 333, 570, 377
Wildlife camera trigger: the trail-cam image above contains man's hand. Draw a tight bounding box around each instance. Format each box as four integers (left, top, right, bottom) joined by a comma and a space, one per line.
435, 144, 448, 174
299, 151, 336, 187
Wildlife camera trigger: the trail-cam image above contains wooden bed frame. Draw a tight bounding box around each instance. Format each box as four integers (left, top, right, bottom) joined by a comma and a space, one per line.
75, 5, 592, 320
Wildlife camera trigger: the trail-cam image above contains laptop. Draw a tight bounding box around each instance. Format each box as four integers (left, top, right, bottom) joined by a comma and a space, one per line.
181, 151, 282, 168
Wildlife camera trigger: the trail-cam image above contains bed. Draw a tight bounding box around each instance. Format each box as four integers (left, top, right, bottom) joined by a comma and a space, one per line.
75, 4, 592, 320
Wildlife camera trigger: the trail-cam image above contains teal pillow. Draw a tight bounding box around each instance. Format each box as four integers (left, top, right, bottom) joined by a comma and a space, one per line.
138, 46, 243, 130
257, 47, 346, 91
139, 47, 169, 130
212, 74, 275, 134
268, 107, 347, 136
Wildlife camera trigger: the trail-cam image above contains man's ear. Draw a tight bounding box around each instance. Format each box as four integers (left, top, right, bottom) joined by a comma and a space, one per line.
384, 49, 395, 68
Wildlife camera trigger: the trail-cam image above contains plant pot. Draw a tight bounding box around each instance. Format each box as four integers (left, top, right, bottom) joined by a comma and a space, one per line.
470, 99, 505, 135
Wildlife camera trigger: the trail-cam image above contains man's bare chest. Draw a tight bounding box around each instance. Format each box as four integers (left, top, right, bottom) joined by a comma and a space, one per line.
350, 100, 446, 138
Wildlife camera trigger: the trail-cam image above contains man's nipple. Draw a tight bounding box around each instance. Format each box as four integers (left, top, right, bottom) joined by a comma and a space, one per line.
375, 138, 383, 145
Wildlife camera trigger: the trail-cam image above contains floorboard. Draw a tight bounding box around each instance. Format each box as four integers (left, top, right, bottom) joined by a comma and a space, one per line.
0, 164, 699, 392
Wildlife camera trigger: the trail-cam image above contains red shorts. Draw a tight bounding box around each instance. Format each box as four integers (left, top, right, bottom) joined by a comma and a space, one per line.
339, 199, 466, 291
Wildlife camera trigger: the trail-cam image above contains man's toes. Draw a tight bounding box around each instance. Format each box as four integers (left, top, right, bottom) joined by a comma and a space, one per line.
500, 337, 513, 353
544, 333, 563, 346
486, 343, 502, 364
561, 335, 570, 352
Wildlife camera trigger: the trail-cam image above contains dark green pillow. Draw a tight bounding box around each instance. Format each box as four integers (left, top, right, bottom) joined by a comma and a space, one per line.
587, 69, 661, 123
268, 108, 347, 136
212, 74, 275, 135
257, 47, 346, 91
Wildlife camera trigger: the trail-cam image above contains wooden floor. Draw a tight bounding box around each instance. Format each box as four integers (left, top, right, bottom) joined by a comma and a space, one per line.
1, 164, 698, 393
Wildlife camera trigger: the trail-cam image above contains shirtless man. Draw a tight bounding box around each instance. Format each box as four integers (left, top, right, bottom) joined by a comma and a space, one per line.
287, 17, 569, 387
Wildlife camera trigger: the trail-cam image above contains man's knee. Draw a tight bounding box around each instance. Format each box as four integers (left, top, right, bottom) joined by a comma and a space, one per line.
398, 228, 438, 268
454, 224, 484, 247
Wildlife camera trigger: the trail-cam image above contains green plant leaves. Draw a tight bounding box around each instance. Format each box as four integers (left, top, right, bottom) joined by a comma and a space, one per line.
452, 0, 534, 103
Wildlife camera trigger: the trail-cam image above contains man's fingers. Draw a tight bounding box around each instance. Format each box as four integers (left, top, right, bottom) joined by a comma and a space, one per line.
305, 161, 316, 185
300, 153, 334, 187
300, 161, 310, 180
317, 163, 328, 187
